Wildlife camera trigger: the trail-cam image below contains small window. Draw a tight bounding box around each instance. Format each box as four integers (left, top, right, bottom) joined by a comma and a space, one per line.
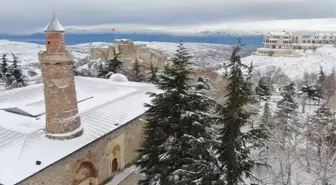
47, 41, 50, 45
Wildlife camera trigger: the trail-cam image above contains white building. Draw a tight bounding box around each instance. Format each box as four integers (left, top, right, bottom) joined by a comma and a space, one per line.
300, 32, 336, 45
263, 31, 296, 49
256, 31, 300, 56
256, 31, 336, 57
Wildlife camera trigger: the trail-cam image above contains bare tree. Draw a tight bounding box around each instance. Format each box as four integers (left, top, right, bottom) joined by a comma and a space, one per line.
323, 71, 336, 107
256, 116, 304, 185
298, 106, 336, 185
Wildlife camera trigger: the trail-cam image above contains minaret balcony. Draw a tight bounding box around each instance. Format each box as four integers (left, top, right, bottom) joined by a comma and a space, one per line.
39, 50, 73, 62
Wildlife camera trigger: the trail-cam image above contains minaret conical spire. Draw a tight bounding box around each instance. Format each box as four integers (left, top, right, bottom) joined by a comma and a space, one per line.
44, 13, 65, 32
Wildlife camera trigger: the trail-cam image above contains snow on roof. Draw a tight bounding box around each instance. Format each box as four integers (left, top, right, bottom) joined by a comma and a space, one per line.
265, 31, 292, 36
44, 15, 65, 32
315, 32, 336, 37
0, 76, 160, 185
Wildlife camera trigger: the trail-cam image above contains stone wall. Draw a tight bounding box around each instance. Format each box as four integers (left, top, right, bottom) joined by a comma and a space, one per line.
255, 48, 300, 57
19, 117, 146, 185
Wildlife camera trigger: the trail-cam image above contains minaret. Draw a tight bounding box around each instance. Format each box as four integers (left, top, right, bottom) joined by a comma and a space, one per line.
39, 14, 83, 139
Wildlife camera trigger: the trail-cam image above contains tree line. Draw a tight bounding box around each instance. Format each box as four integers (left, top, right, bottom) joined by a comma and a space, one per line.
96, 53, 158, 83
135, 40, 267, 185
134, 40, 336, 184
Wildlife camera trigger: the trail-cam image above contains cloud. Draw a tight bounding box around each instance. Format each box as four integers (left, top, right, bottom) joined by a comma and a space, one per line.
0, 0, 335, 34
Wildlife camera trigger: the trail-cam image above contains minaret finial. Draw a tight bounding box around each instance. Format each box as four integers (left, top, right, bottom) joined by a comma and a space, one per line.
53, 12, 56, 18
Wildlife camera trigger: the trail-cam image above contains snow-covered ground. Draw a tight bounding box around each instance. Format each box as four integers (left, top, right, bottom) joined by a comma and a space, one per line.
0, 39, 253, 84
241, 45, 336, 80
1, 39, 336, 83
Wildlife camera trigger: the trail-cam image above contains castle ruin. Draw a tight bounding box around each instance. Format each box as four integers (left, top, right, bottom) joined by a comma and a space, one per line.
89, 39, 170, 69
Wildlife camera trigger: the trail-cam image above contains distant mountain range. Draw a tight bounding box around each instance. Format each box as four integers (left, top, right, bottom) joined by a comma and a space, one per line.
0, 32, 264, 46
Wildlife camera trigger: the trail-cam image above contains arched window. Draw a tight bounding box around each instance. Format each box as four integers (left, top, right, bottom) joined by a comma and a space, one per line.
303, 40, 306, 43
112, 145, 120, 172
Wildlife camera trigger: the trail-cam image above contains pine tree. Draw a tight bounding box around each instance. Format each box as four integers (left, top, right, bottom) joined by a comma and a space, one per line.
148, 62, 158, 83
6, 53, 26, 89
136, 42, 221, 185
276, 83, 299, 135
97, 62, 108, 78
317, 66, 326, 104
255, 78, 271, 103
260, 102, 272, 138
106, 54, 122, 74
217, 40, 261, 185
1, 54, 9, 77
11, 52, 18, 69
133, 58, 141, 81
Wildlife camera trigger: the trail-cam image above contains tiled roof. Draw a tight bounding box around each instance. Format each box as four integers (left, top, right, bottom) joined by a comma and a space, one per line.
0, 77, 159, 185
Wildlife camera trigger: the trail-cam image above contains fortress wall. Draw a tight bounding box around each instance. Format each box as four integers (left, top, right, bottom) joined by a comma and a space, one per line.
89, 40, 169, 69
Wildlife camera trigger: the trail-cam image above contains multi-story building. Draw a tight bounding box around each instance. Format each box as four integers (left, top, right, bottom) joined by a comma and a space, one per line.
300, 32, 336, 45
256, 31, 336, 56
263, 31, 295, 49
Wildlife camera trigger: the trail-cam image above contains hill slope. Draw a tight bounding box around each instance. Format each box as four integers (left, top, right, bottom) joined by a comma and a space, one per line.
217, 46, 336, 80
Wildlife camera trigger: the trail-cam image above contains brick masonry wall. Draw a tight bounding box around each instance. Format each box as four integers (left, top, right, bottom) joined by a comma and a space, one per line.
19, 117, 146, 185
45, 32, 65, 53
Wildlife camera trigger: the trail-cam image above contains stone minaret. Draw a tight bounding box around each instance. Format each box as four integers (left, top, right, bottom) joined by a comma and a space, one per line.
39, 14, 83, 140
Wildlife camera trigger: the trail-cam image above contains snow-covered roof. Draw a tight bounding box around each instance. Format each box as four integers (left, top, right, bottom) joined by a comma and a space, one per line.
0, 76, 159, 185
44, 15, 65, 32
265, 31, 292, 36
315, 32, 336, 37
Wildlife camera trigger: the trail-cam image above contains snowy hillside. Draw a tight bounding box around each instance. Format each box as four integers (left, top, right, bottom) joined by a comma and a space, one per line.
0, 40, 255, 81
0, 40, 225, 82
71, 41, 254, 67
1, 39, 336, 83
217, 45, 336, 80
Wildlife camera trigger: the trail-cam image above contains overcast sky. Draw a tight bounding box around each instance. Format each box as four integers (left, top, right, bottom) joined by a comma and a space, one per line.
0, 0, 335, 34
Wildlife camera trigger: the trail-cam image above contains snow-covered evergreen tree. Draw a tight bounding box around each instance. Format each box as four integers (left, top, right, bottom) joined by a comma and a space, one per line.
1, 54, 9, 78
316, 66, 326, 102
133, 58, 142, 82
260, 102, 272, 138
255, 78, 271, 103
136, 42, 221, 185
148, 62, 158, 84
97, 62, 108, 78
276, 83, 299, 135
11, 52, 18, 69
106, 54, 122, 74
9, 53, 26, 88
217, 40, 262, 185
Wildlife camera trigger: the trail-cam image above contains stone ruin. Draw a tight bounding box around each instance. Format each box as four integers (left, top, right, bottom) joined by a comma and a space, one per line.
89, 39, 170, 70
